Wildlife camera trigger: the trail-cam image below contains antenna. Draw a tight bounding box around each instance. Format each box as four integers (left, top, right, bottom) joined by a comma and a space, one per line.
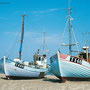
82, 32, 90, 47
86, 32, 90, 46
68, 0, 72, 55
58, 0, 79, 55
43, 32, 47, 55
68, 0, 70, 14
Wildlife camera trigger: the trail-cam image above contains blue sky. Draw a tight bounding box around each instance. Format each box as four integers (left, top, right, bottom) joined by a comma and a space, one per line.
0, 0, 90, 63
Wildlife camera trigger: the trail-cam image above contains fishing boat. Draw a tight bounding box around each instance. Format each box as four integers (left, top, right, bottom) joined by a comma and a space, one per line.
3, 15, 49, 79
0, 56, 5, 73
50, 0, 90, 82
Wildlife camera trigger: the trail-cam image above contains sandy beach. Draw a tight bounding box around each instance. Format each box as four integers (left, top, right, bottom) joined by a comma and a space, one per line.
0, 74, 90, 90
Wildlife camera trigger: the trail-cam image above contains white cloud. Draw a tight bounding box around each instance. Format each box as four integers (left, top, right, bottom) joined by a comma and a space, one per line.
31, 8, 61, 14
3, 31, 61, 43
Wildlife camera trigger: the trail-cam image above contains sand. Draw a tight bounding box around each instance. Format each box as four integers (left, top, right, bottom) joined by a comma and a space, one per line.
0, 74, 90, 90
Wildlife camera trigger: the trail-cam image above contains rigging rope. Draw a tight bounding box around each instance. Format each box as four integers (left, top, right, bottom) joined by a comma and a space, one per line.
3, 27, 21, 58
58, 19, 68, 50
70, 21, 79, 54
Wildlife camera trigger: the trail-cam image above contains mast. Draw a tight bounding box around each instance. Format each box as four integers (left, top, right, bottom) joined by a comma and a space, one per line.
68, 0, 72, 55
19, 14, 26, 60
86, 47, 89, 61
86, 32, 90, 61
58, 0, 79, 54
43, 32, 47, 55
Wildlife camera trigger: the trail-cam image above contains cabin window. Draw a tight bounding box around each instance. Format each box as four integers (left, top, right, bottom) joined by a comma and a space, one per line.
39, 57, 41, 61
83, 54, 87, 60
42, 58, 44, 61
79, 53, 90, 61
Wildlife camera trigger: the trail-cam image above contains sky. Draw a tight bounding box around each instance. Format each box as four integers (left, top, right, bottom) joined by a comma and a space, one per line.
0, 0, 90, 63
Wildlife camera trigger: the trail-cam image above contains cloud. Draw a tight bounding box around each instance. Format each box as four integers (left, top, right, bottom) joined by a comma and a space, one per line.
1, 31, 64, 60
3, 31, 60, 45
24, 32, 41, 37
31, 8, 61, 14
3, 32, 19, 36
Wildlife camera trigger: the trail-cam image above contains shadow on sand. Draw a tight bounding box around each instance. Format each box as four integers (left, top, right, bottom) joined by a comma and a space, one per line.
43, 77, 63, 83
1, 75, 90, 82
68, 79, 90, 82
0, 77, 43, 80
42, 76, 90, 83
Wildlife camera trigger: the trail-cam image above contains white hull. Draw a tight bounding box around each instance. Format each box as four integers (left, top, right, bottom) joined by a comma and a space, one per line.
50, 51, 90, 81
4, 59, 48, 79
0, 57, 5, 73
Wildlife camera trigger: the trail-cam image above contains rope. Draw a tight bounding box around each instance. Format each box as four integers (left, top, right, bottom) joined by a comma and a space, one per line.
58, 19, 68, 50
70, 21, 79, 54
37, 33, 50, 56
3, 27, 21, 58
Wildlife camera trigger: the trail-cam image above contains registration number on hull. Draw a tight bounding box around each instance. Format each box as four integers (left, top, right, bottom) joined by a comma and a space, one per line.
15, 63, 24, 69
70, 57, 82, 65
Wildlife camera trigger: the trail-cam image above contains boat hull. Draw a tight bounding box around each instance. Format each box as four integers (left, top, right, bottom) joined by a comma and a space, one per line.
4, 59, 48, 79
0, 57, 5, 73
50, 51, 90, 81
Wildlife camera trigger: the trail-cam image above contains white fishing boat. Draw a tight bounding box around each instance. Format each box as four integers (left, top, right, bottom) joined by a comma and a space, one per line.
0, 57, 14, 73
3, 15, 49, 79
50, 0, 90, 82
0, 57, 5, 73
4, 54, 48, 79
